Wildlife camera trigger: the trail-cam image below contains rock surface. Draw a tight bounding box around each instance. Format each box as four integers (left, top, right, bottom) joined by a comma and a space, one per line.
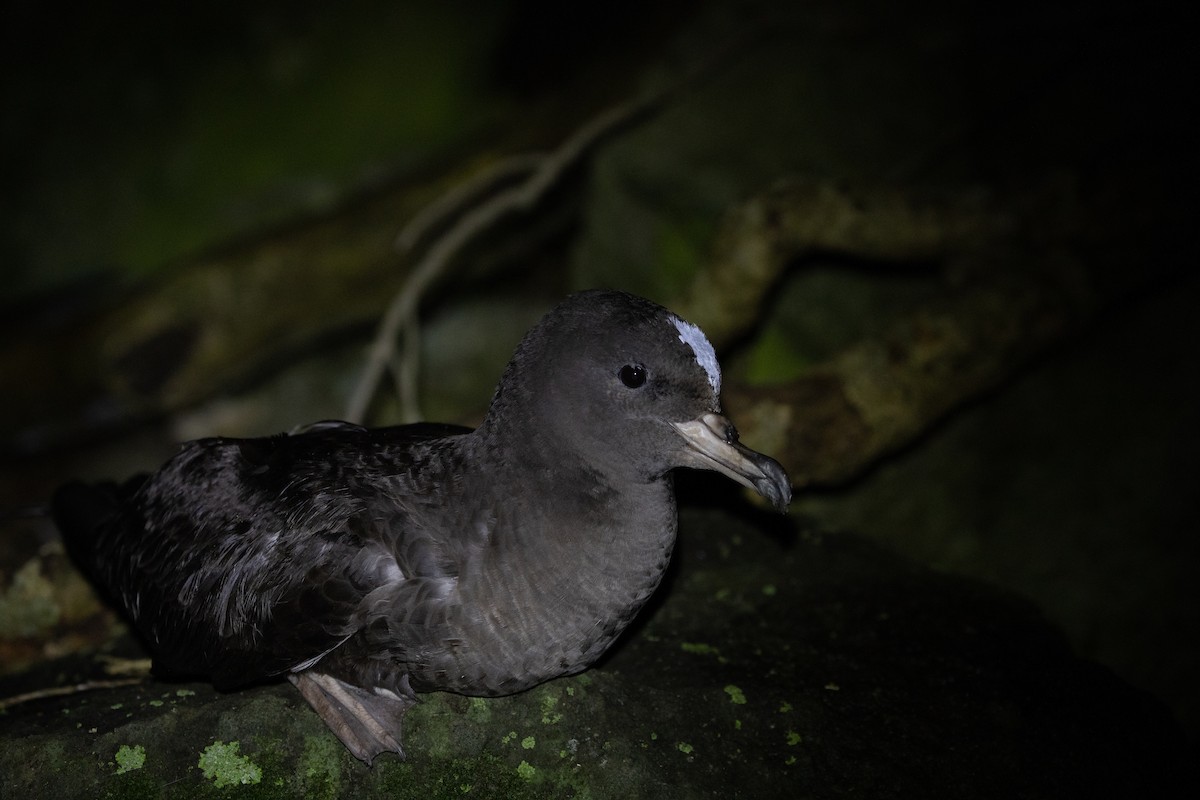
1, 502, 1189, 798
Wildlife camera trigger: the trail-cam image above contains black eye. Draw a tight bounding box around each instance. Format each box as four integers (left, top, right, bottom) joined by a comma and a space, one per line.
619, 364, 647, 388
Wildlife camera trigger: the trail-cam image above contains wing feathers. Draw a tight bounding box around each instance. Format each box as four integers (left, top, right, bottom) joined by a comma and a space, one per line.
67, 423, 470, 687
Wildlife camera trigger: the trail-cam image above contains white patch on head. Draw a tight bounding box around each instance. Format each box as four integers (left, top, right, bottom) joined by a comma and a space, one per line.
670, 316, 722, 395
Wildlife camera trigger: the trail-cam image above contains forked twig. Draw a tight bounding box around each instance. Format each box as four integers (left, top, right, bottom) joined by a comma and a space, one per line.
344, 30, 759, 424
393, 153, 546, 254
343, 102, 656, 424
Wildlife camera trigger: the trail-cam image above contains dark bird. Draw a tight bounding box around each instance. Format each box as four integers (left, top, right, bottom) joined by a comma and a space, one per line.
52, 290, 791, 764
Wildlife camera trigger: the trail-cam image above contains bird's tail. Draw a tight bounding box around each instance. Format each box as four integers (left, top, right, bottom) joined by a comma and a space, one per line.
50, 478, 144, 576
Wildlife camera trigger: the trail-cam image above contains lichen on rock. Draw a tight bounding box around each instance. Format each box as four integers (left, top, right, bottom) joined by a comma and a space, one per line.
198, 740, 263, 788
114, 743, 145, 774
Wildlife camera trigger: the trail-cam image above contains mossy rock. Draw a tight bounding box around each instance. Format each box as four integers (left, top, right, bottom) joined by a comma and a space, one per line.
0, 503, 1189, 798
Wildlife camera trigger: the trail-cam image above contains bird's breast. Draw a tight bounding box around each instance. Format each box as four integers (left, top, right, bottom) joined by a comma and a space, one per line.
408, 497, 678, 696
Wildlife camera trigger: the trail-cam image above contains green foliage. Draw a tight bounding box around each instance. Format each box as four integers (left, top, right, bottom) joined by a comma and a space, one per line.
295, 735, 343, 800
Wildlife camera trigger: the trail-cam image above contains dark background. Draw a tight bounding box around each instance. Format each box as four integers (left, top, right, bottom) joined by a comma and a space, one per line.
1, 0, 1196, 793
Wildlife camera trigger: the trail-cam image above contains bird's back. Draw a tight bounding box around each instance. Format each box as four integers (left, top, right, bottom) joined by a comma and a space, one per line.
52, 422, 471, 689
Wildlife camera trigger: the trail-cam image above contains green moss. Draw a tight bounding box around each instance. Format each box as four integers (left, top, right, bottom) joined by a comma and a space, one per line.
7, 7, 509, 298
295, 735, 342, 800
515, 760, 536, 781
677, 742, 694, 755
680, 641, 720, 656
0, 560, 60, 636
680, 641, 729, 663
539, 692, 562, 725
114, 744, 145, 774
724, 685, 747, 705
466, 696, 491, 724
786, 731, 802, 746
742, 325, 812, 386
520, 736, 535, 750
198, 740, 262, 788
654, 219, 710, 296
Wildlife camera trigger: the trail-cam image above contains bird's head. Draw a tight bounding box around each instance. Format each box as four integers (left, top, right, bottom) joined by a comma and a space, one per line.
483, 290, 790, 511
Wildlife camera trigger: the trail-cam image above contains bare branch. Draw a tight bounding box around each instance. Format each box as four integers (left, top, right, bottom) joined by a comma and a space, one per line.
393, 153, 546, 254
344, 31, 761, 424
0, 678, 145, 711
343, 94, 661, 424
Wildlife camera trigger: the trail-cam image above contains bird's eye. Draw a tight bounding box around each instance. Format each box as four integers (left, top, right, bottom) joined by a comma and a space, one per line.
619, 364, 647, 388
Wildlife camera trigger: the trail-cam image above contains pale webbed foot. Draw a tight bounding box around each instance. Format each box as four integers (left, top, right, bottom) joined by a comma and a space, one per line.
288, 671, 416, 765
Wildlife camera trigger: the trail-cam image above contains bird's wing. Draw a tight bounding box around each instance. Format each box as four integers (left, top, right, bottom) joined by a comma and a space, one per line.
73, 422, 471, 689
